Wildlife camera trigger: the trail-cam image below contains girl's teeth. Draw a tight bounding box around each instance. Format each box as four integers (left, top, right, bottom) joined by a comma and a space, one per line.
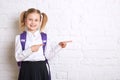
31, 25, 35, 27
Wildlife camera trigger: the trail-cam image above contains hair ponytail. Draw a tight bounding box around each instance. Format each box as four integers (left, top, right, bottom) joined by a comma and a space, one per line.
19, 11, 26, 32
40, 13, 48, 32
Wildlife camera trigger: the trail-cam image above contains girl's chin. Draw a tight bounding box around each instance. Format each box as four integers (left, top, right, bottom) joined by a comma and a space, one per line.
30, 27, 37, 29
28, 28, 38, 31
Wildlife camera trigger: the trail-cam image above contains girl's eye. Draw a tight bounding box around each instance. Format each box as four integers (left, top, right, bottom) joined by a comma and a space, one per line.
28, 19, 32, 21
35, 19, 38, 22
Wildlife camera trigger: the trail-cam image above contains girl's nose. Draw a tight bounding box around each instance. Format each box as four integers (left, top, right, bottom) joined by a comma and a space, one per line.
31, 20, 35, 24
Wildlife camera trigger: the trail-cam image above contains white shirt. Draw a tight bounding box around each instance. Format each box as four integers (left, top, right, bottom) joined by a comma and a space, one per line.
15, 30, 61, 62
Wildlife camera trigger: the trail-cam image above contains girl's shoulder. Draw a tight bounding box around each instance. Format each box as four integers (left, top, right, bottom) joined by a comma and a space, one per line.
15, 31, 26, 39
41, 31, 47, 34
15, 34, 20, 40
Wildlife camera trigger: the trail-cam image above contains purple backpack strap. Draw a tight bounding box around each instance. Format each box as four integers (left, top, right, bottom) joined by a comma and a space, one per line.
17, 31, 27, 67
40, 32, 47, 54
20, 31, 27, 50
40, 32, 51, 80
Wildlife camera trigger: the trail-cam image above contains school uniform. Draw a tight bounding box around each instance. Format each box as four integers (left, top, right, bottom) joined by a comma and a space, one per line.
15, 30, 61, 80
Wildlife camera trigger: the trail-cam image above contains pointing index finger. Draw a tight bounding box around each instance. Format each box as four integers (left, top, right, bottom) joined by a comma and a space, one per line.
64, 40, 72, 43
37, 44, 44, 46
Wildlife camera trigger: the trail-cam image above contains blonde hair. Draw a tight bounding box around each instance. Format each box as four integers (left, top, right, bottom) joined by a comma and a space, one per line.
19, 8, 48, 32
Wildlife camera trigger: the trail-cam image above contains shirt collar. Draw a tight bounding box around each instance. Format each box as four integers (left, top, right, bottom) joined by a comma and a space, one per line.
27, 30, 40, 37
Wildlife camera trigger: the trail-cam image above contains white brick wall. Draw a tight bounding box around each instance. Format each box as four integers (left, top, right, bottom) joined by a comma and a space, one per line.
0, 0, 120, 80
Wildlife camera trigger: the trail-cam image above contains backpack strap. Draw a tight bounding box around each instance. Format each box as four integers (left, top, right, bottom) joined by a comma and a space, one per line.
20, 31, 27, 50
40, 32, 47, 54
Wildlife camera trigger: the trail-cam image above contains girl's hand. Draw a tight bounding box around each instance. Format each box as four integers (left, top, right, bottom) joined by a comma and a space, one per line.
31, 44, 43, 52
59, 40, 72, 48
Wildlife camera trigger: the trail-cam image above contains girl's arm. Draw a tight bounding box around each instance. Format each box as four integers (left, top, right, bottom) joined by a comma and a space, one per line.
15, 35, 32, 62
45, 35, 72, 60
45, 40, 62, 60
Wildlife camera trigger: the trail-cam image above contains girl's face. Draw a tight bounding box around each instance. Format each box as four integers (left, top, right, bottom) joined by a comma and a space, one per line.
25, 12, 41, 32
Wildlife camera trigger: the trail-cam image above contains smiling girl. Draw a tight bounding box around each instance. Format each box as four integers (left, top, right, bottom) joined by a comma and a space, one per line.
15, 8, 71, 80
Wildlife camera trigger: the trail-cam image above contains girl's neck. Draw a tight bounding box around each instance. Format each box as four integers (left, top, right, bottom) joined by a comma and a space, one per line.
27, 29, 38, 34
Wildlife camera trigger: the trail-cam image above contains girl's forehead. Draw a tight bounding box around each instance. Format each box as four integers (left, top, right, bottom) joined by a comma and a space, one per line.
27, 12, 40, 17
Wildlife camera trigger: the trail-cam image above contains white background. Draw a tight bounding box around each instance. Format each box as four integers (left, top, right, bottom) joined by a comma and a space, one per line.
0, 0, 120, 80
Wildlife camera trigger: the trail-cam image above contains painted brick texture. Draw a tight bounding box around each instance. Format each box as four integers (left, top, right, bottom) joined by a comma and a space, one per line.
0, 0, 120, 80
